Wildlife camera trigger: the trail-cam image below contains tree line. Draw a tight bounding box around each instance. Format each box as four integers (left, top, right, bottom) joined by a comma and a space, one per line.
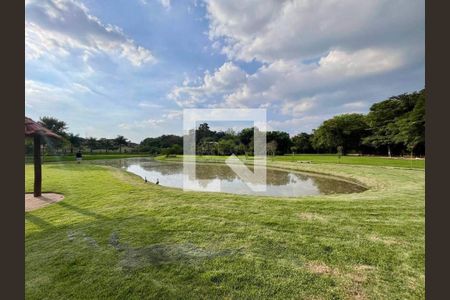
26, 89, 425, 157
24, 116, 136, 155
141, 89, 425, 157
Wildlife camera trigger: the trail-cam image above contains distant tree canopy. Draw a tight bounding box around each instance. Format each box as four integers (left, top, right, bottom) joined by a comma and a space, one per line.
291, 133, 313, 154
26, 89, 425, 157
25, 116, 136, 155
39, 116, 67, 136
363, 89, 425, 156
312, 113, 369, 154
140, 135, 183, 155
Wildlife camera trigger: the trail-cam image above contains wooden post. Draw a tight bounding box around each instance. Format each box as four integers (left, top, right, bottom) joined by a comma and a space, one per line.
34, 135, 42, 197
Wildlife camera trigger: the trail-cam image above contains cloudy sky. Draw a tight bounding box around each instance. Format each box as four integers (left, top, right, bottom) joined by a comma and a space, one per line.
25, 0, 424, 142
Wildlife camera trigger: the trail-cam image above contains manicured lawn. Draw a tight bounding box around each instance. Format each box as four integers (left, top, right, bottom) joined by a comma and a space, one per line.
159, 154, 425, 169
25, 153, 149, 163
25, 157, 424, 299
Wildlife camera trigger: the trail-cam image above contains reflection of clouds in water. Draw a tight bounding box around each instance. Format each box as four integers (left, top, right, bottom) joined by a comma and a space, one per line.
94, 158, 365, 197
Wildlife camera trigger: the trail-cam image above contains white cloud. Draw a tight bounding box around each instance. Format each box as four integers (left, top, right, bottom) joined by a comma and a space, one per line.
168, 62, 247, 107
118, 119, 165, 130
206, 0, 424, 63
281, 98, 316, 116
138, 101, 164, 108
162, 110, 183, 120
342, 101, 368, 109
159, 0, 171, 9
26, 0, 155, 66
139, 0, 171, 9
170, 46, 409, 110
25, 79, 73, 108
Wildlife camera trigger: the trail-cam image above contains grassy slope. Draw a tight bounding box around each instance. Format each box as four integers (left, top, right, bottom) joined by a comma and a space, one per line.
25, 158, 424, 299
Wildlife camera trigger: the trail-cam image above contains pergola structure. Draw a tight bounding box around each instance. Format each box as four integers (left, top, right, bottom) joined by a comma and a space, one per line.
25, 117, 62, 197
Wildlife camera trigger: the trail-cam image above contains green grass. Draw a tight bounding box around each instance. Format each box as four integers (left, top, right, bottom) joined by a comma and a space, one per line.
25, 153, 149, 163
25, 157, 424, 299
158, 154, 425, 169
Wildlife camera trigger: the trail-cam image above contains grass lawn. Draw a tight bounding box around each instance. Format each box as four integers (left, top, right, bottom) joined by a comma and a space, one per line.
25, 156, 424, 299
25, 153, 150, 164
159, 154, 425, 169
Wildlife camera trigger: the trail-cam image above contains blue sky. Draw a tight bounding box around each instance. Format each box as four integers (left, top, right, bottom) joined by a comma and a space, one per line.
25, 0, 424, 143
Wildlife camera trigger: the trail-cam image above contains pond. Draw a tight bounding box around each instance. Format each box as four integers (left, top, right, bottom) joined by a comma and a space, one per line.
92, 158, 366, 197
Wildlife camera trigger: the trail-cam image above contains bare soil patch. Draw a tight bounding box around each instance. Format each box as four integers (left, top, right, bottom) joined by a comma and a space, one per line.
25, 193, 64, 211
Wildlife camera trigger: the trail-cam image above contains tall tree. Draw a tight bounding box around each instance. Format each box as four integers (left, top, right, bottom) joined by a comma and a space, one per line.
363, 90, 423, 156
114, 135, 129, 153
196, 123, 215, 145
312, 114, 369, 154
67, 133, 82, 154
291, 132, 313, 154
39, 116, 68, 153
266, 131, 291, 154
392, 90, 425, 155
267, 140, 278, 158
39, 116, 67, 135
85, 137, 98, 154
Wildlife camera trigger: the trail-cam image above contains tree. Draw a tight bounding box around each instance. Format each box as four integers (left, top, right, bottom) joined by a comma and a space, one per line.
39, 116, 67, 135
291, 132, 313, 153
99, 138, 114, 153
196, 123, 214, 145
363, 90, 423, 156
217, 139, 236, 155
139, 135, 182, 155
266, 131, 291, 154
67, 133, 82, 154
85, 137, 98, 153
392, 90, 425, 156
39, 116, 68, 153
267, 140, 278, 159
114, 135, 128, 153
312, 114, 369, 154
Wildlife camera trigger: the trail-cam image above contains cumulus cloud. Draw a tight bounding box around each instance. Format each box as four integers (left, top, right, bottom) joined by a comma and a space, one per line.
25, 0, 155, 66
206, 0, 424, 63
168, 62, 247, 107
170, 47, 410, 109
167, 0, 424, 133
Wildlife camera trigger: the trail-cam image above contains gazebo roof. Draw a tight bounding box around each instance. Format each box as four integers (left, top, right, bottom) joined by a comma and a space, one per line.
25, 117, 62, 139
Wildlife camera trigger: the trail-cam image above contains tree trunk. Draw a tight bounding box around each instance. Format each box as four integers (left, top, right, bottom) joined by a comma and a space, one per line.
387, 144, 391, 157
34, 135, 42, 197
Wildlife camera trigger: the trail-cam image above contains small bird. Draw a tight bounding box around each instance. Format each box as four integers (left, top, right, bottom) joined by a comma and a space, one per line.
156, 178, 159, 185
144, 177, 147, 183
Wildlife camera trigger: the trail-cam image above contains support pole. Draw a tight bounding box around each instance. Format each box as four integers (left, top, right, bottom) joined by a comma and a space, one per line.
34, 135, 42, 197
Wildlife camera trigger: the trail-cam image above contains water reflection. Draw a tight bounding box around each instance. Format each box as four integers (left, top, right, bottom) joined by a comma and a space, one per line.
92, 158, 366, 197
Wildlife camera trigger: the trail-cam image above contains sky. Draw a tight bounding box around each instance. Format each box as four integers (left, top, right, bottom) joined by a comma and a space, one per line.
25, 0, 425, 143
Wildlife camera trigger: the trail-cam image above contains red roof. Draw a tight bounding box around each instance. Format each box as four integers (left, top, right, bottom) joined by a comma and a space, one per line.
25, 117, 62, 139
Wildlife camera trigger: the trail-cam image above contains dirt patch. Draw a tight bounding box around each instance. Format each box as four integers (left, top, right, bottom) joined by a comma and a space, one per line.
297, 212, 327, 222
305, 261, 375, 299
25, 193, 64, 211
306, 261, 335, 275
368, 234, 399, 245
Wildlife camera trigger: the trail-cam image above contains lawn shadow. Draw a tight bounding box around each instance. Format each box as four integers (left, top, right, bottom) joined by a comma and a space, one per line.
56, 201, 110, 221
109, 232, 240, 270
25, 214, 53, 229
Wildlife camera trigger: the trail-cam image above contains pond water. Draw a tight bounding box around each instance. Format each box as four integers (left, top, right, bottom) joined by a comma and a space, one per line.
92, 158, 366, 197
